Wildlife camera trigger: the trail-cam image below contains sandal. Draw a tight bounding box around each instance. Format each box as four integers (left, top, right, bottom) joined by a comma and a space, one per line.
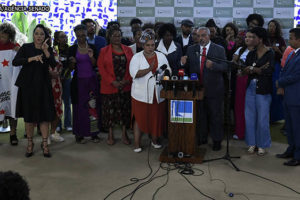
247, 146, 256, 154
41, 138, 51, 158
257, 148, 266, 156
106, 139, 115, 145
122, 135, 131, 145
25, 136, 34, 158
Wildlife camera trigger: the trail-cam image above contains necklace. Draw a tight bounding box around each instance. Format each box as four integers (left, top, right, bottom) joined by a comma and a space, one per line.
78, 42, 87, 49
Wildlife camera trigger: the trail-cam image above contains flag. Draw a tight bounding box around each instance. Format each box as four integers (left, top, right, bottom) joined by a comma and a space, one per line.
0, 49, 21, 121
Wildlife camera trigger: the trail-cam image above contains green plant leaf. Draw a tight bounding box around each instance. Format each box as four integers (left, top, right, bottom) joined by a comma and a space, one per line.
40, 20, 48, 28
11, 12, 28, 34
27, 19, 37, 43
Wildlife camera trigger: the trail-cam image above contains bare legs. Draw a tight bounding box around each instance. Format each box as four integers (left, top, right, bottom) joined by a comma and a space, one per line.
50, 116, 59, 135
25, 123, 34, 156
107, 125, 130, 145
40, 122, 51, 157
122, 125, 130, 145
107, 127, 115, 145
133, 121, 160, 150
25, 122, 51, 157
133, 121, 141, 149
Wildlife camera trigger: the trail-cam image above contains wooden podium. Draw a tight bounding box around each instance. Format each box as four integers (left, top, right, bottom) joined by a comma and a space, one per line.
159, 80, 206, 163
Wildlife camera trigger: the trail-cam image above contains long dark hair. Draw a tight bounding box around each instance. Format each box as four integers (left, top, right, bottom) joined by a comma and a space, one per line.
33, 24, 50, 43
267, 19, 283, 38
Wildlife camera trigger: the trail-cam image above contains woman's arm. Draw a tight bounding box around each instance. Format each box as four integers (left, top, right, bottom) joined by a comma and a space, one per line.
12, 44, 28, 66
135, 62, 154, 78
47, 47, 57, 68
67, 45, 76, 70
253, 50, 274, 76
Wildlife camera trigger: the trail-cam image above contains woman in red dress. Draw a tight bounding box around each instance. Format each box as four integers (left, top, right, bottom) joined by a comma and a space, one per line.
129, 30, 171, 153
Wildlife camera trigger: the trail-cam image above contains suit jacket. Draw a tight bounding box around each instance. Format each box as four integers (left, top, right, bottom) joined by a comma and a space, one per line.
175, 35, 193, 56
97, 44, 133, 94
278, 51, 300, 106
184, 42, 227, 98
93, 36, 106, 56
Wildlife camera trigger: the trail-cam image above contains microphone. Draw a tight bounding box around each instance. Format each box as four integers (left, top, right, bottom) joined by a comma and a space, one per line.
163, 69, 170, 80
163, 70, 170, 91
178, 69, 185, 80
154, 64, 167, 76
190, 73, 198, 80
190, 73, 198, 97
171, 75, 178, 80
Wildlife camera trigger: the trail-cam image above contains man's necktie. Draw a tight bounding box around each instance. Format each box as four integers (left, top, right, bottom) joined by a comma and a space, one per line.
200, 47, 206, 83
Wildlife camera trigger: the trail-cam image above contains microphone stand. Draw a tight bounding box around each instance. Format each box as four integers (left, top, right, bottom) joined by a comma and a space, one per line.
201, 54, 243, 171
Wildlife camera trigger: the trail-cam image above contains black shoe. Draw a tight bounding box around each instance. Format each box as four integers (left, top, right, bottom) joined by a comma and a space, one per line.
198, 140, 208, 145
212, 141, 221, 151
276, 152, 293, 159
284, 159, 300, 166
10, 134, 18, 146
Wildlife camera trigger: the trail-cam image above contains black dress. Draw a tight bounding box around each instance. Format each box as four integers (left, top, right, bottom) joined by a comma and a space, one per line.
12, 43, 56, 123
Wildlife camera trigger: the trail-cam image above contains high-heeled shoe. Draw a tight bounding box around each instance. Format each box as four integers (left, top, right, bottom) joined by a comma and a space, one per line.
41, 138, 51, 158
25, 136, 34, 157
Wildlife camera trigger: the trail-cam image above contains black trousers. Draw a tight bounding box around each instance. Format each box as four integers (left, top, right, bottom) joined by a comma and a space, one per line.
196, 97, 224, 143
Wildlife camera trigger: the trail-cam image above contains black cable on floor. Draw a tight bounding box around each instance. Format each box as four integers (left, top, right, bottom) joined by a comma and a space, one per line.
206, 159, 250, 200
103, 141, 153, 200
152, 164, 170, 200
151, 163, 180, 200
156, 162, 215, 200
179, 171, 215, 200
240, 169, 300, 195
122, 161, 161, 200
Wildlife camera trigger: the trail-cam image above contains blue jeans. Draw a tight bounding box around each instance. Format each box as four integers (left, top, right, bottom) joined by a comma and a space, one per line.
245, 80, 272, 148
58, 78, 72, 128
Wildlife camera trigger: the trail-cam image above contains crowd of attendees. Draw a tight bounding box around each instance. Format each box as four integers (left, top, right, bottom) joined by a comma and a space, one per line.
1, 13, 300, 166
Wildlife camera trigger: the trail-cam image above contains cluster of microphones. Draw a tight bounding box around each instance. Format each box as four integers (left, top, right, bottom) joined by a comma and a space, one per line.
153, 64, 199, 97
155, 64, 198, 82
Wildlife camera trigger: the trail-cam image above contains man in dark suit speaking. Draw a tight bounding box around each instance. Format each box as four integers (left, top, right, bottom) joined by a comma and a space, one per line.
181, 27, 228, 151
276, 28, 300, 166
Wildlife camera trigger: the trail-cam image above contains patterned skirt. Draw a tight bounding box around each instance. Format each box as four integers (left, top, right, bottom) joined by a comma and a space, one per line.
101, 91, 131, 129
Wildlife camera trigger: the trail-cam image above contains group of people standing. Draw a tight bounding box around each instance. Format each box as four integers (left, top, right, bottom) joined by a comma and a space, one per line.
1, 14, 300, 166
